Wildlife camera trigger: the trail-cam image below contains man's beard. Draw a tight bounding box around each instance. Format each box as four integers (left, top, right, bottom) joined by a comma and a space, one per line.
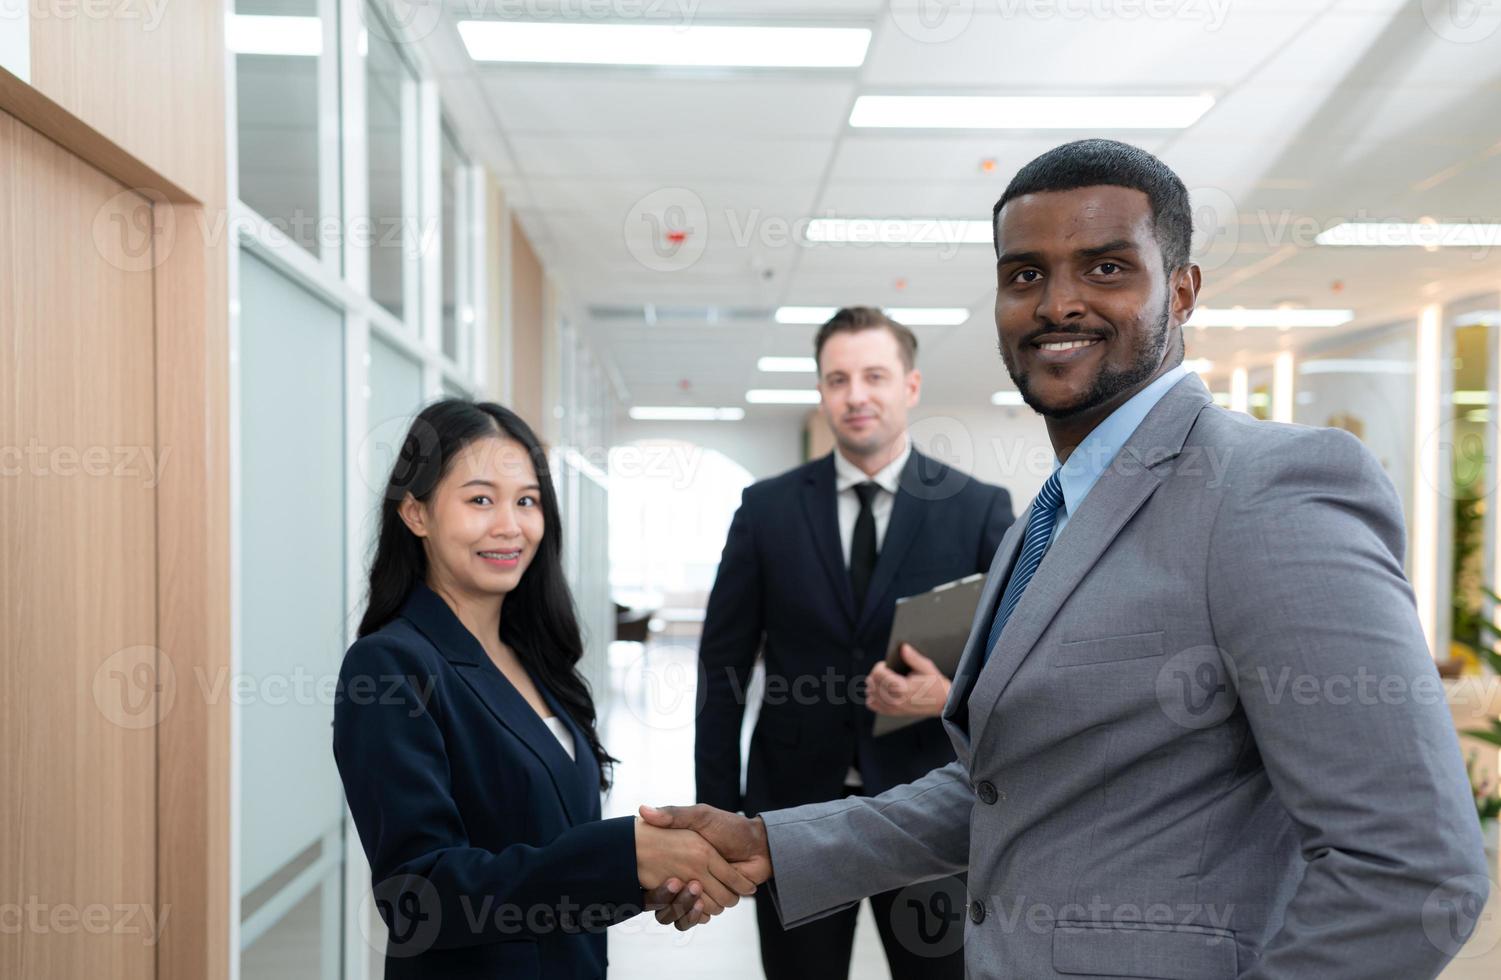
1001, 303, 1171, 420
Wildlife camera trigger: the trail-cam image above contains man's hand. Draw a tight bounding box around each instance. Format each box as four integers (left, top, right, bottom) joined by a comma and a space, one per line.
643, 878, 717, 930
867, 644, 951, 718
634, 818, 758, 916
639, 804, 773, 930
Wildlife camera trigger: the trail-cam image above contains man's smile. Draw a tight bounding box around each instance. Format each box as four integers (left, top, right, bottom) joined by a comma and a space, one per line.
1027, 332, 1106, 365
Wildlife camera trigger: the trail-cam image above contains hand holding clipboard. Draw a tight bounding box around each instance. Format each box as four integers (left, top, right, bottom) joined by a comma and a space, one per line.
870, 573, 987, 736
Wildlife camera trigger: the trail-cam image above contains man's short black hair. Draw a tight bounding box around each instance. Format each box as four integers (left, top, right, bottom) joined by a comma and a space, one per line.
992, 139, 1192, 274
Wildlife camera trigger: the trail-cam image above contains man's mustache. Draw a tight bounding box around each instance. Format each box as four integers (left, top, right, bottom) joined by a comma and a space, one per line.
1018, 324, 1111, 345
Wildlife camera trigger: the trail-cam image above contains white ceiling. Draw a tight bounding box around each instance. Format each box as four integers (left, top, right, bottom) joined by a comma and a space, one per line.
420, 0, 1501, 414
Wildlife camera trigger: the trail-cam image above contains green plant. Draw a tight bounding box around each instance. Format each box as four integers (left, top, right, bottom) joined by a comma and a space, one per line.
1467, 754, 1501, 822
1456, 584, 1501, 676
1447, 578, 1501, 766
1458, 583, 1501, 753
1452, 496, 1485, 655
1467, 715, 1501, 750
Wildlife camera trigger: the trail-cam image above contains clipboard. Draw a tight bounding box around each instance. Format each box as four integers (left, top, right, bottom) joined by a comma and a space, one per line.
872, 573, 987, 737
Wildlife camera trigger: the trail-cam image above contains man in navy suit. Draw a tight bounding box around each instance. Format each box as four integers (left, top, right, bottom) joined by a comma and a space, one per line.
695, 307, 1014, 978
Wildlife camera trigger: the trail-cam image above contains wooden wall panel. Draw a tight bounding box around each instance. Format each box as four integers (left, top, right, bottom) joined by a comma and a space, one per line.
0, 108, 158, 980
27, 0, 224, 202
485, 177, 512, 404
154, 198, 231, 980
511, 221, 546, 427
3, 5, 229, 978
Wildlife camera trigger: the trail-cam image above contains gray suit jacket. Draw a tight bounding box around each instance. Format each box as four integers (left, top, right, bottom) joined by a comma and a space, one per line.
761, 373, 1489, 979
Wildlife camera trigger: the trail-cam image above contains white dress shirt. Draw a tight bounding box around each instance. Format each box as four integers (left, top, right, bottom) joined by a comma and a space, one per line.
543, 715, 576, 761
833, 441, 911, 567
831, 440, 910, 788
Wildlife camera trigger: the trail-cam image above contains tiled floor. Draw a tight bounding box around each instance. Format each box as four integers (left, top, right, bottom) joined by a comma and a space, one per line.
599, 642, 1501, 979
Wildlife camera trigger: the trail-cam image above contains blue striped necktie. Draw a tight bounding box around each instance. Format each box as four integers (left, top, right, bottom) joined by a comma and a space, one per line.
982, 471, 1065, 664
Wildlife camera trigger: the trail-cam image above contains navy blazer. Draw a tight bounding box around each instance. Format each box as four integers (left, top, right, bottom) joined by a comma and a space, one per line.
333, 582, 641, 980
696, 450, 1014, 815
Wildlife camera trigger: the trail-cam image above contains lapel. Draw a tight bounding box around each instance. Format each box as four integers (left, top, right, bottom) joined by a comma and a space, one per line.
941, 509, 1027, 751
801, 454, 857, 627
399, 582, 589, 826
535, 681, 600, 815
855, 451, 933, 631
964, 375, 1214, 753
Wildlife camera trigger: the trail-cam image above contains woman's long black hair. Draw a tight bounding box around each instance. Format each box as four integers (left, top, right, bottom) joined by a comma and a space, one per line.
358, 399, 617, 791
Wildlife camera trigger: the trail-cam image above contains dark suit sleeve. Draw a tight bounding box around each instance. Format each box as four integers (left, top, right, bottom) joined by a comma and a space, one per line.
333, 638, 642, 950
977, 485, 1015, 571
695, 488, 764, 813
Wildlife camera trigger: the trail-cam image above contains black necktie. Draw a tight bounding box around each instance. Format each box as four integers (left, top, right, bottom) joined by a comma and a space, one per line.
850, 482, 880, 611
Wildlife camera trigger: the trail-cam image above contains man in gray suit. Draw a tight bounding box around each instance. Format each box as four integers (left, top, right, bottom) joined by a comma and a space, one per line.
644, 140, 1491, 977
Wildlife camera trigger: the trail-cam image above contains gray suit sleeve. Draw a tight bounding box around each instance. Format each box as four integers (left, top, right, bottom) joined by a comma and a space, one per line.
760, 761, 973, 928
1206, 428, 1489, 979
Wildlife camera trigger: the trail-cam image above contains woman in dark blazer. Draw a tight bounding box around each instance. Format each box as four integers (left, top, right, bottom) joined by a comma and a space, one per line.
334, 400, 756, 979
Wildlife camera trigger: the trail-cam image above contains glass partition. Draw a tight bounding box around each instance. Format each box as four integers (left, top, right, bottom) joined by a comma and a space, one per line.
234, 0, 333, 259
365, 10, 419, 324
440, 125, 468, 362
237, 250, 348, 980
1295, 320, 1419, 574
229, 4, 502, 975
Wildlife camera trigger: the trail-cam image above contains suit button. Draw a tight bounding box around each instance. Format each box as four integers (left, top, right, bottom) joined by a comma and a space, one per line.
969, 900, 986, 924
977, 780, 998, 805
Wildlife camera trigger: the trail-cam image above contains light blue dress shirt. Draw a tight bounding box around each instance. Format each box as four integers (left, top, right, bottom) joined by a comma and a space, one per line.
1050, 364, 1191, 541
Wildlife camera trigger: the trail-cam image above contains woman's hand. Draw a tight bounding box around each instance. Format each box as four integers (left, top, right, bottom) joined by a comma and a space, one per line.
635, 818, 757, 915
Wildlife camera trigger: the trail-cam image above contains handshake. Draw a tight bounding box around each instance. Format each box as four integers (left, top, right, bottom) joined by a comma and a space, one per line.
635, 804, 774, 930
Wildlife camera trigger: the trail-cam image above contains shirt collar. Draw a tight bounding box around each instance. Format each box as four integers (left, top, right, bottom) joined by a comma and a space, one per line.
1053, 364, 1192, 519
834, 440, 911, 495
